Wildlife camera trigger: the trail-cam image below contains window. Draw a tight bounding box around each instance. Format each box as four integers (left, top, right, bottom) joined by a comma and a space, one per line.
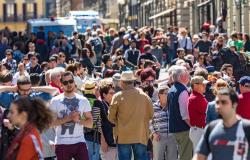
23, 2, 37, 20
3, 3, 17, 22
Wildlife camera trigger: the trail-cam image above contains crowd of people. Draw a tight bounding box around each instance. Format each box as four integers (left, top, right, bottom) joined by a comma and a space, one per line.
0, 24, 250, 160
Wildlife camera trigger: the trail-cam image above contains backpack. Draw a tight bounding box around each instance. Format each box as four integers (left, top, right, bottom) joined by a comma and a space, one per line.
84, 97, 100, 134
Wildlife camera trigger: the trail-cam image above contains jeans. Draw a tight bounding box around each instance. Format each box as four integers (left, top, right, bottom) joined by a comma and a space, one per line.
117, 143, 148, 160
85, 140, 100, 160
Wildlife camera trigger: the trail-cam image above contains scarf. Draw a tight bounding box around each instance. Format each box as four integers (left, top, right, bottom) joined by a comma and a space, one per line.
5, 123, 35, 160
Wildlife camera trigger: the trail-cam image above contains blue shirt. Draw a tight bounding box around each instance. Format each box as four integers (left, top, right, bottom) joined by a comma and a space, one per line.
0, 92, 52, 109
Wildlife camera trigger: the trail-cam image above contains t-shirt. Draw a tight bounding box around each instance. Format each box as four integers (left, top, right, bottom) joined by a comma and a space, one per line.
196, 120, 250, 160
50, 93, 91, 145
194, 40, 212, 53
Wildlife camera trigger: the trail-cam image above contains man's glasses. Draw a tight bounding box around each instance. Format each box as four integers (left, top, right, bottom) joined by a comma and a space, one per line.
215, 100, 228, 105
62, 79, 74, 85
59, 55, 65, 58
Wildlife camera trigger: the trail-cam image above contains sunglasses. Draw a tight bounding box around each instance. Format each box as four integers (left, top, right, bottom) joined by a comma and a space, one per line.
62, 79, 74, 85
215, 100, 228, 105
59, 55, 65, 58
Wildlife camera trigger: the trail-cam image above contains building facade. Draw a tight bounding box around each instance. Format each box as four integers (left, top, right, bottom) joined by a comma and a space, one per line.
0, 0, 46, 31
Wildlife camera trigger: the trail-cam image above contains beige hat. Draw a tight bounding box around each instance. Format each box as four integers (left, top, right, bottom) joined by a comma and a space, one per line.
191, 76, 209, 85
119, 71, 137, 81
157, 81, 169, 92
81, 80, 96, 94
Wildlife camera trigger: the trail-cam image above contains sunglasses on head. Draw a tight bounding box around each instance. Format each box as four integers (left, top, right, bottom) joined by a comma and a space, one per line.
215, 100, 228, 105
62, 79, 74, 85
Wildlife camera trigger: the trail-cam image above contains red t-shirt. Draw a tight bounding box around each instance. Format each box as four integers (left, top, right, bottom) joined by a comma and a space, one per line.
237, 92, 250, 119
139, 39, 149, 54
188, 91, 208, 128
16, 128, 43, 160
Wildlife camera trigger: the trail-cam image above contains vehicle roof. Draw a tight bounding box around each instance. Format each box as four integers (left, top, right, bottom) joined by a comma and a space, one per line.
27, 17, 76, 26
68, 10, 99, 17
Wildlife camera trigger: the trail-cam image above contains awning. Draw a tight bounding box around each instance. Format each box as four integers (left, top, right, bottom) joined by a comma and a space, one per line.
149, 8, 176, 20
197, 0, 212, 8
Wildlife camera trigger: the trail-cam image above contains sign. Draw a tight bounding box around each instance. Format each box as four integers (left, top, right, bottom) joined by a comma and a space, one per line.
4, 0, 16, 3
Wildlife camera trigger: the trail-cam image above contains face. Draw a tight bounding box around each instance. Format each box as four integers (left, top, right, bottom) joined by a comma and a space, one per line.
215, 94, 235, 119
198, 55, 205, 64
18, 63, 25, 72
106, 58, 113, 67
178, 51, 185, 59
103, 88, 115, 103
158, 89, 168, 104
23, 56, 29, 64
59, 54, 66, 62
180, 71, 190, 85
7, 103, 27, 128
49, 61, 57, 69
226, 67, 233, 77
61, 75, 75, 93
143, 76, 155, 85
18, 84, 31, 97
28, 44, 35, 52
30, 56, 38, 64
194, 82, 206, 94
6, 52, 12, 60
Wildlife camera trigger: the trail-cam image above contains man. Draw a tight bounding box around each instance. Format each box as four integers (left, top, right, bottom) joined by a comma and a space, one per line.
70, 32, 82, 59
124, 39, 141, 66
193, 88, 250, 160
188, 76, 208, 150
82, 80, 102, 160
102, 54, 113, 78
0, 75, 58, 109
237, 76, 250, 119
138, 45, 158, 63
167, 65, 193, 160
48, 56, 58, 69
87, 32, 103, 65
194, 32, 212, 53
108, 71, 153, 160
12, 63, 30, 85
28, 53, 42, 74
150, 82, 177, 160
151, 38, 163, 65
178, 28, 192, 54
170, 48, 193, 68
2, 49, 17, 74
50, 71, 93, 160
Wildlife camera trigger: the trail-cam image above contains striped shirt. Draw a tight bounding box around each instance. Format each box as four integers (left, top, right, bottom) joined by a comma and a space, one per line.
150, 101, 169, 134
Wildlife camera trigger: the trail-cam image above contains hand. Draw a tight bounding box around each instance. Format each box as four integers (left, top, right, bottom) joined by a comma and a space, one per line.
101, 140, 109, 153
153, 133, 160, 142
3, 119, 14, 130
70, 111, 80, 122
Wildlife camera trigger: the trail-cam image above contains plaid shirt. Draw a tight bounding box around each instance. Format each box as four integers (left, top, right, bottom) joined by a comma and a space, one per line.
2, 58, 17, 74
150, 101, 169, 134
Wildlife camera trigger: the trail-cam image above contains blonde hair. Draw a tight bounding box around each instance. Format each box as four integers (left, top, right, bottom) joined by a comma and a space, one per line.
213, 79, 229, 95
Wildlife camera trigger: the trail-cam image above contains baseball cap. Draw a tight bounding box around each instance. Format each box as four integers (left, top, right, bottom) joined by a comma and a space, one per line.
157, 81, 169, 92
238, 76, 250, 86
191, 76, 209, 85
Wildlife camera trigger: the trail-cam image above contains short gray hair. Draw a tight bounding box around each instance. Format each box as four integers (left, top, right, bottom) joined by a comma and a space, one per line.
50, 67, 65, 80
171, 66, 187, 82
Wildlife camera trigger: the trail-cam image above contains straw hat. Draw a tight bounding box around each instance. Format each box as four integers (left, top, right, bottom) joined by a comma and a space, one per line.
119, 71, 137, 81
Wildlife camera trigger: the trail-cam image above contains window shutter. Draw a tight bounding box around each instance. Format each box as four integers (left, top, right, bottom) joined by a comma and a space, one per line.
33, 3, 37, 18
23, 3, 26, 21
3, 4, 7, 22
14, 3, 17, 22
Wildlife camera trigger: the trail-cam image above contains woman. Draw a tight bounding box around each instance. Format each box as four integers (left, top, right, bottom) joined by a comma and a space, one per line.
79, 48, 95, 76
5, 97, 53, 160
193, 53, 206, 70
206, 79, 229, 124
243, 33, 250, 52
99, 79, 117, 160
150, 83, 177, 160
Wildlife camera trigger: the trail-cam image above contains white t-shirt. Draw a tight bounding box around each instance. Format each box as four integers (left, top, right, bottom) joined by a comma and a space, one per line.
50, 93, 91, 145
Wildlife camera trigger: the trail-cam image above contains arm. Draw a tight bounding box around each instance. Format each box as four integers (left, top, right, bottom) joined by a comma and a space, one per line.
192, 153, 207, 160
179, 90, 190, 126
108, 95, 118, 125
0, 85, 17, 93
32, 86, 59, 96
79, 111, 93, 128
52, 112, 72, 126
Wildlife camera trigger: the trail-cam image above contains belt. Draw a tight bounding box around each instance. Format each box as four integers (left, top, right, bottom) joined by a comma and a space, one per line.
191, 126, 204, 129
